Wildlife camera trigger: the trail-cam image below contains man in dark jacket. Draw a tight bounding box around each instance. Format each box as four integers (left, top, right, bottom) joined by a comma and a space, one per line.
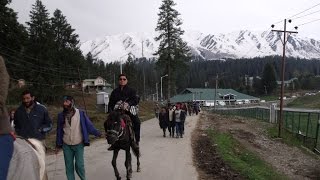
14, 90, 52, 140
56, 95, 101, 180
108, 74, 141, 148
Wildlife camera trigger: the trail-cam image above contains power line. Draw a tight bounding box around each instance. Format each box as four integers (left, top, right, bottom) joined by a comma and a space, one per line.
288, 2, 320, 19
296, 18, 320, 27
10, 77, 65, 87
0, 43, 107, 73
1, 50, 114, 78
291, 9, 320, 20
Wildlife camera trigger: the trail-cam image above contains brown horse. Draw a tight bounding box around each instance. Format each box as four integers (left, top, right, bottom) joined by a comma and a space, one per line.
104, 111, 141, 180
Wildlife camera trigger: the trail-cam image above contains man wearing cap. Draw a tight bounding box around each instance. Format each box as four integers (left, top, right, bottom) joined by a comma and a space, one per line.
14, 90, 52, 141
0, 56, 15, 179
56, 95, 101, 180
108, 73, 141, 149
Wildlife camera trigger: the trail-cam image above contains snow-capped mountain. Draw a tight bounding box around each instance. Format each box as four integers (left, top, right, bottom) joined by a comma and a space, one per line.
80, 30, 320, 63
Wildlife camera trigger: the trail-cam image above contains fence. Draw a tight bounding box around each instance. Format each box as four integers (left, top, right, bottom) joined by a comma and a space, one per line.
211, 106, 320, 154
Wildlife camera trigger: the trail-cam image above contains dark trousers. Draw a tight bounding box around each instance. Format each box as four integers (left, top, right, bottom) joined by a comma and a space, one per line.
181, 120, 185, 134
0, 134, 14, 180
168, 121, 175, 137
130, 115, 141, 144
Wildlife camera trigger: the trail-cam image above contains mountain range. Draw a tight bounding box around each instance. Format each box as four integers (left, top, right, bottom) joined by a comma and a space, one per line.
80, 30, 320, 63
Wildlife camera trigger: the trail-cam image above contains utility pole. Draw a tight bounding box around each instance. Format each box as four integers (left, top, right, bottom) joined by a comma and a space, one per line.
214, 74, 218, 110
143, 69, 146, 100
271, 19, 298, 137
142, 41, 144, 58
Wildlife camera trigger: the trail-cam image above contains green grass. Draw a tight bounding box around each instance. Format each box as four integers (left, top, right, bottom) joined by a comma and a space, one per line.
258, 95, 279, 101
282, 111, 318, 138
215, 108, 319, 148
207, 129, 287, 180
266, 125, 319, 157
287, 93, 320, 109
266, 125, 304, 147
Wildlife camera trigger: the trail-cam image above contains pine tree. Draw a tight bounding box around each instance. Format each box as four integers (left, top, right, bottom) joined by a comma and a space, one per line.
26, 0, 57, 102
51, 9, 84, 82
154, 0, 190, 101
261, 63, 277, 94
0, 0, 27, 78
123, 54, 137, 87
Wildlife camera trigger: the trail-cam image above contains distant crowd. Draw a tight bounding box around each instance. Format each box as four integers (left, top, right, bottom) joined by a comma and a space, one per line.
154, 101, 200, 138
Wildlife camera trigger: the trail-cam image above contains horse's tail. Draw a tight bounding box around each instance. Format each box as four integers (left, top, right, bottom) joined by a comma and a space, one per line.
130, 142, 140, 157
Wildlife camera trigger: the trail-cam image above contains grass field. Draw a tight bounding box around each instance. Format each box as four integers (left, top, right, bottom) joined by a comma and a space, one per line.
287, 93, 320, 109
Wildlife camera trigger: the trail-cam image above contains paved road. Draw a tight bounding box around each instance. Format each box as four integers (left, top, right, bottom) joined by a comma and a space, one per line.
46, 115, 199, 180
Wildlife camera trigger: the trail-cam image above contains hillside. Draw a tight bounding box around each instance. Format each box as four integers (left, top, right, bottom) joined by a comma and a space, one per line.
80, 30, 320, 63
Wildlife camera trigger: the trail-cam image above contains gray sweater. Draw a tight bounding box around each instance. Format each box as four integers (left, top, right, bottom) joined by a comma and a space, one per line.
0, 56, 12, 135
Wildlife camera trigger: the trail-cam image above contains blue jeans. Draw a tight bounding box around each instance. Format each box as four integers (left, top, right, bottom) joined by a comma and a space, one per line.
63, 143, 86, 180
0, 134, 14, 180
175, 122, 182, 137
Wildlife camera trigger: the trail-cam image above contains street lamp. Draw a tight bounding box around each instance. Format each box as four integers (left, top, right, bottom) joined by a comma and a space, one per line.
160, 74, 168, 101
156, 82, 159, 101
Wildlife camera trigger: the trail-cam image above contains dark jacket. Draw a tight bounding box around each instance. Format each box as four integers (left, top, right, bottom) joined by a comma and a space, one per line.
56, 109, 101, 147
108, 85, 138, 113
159, 111, 169, 129
14, 103, 52, 140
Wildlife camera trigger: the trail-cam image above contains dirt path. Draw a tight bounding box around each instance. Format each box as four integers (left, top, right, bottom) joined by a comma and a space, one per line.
46, 115, 199, 180
195, 111, 320, 180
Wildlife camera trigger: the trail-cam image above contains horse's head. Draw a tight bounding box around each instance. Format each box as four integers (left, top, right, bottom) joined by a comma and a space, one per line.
104, 111, 126, 145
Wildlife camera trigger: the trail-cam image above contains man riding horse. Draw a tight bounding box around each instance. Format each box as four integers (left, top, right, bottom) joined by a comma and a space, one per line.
108, 73, 141, 149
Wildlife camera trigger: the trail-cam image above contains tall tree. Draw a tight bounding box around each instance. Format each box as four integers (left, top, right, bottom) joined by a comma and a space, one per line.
26, 0, 57, 102
123, 55, 137, 87
261, 63, 277, 94
0, 0, 27, 78
154, 0, 190, 101
51, 9, 84, 82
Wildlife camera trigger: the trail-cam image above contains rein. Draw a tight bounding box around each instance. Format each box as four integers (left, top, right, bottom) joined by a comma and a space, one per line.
107, 127, 125, 139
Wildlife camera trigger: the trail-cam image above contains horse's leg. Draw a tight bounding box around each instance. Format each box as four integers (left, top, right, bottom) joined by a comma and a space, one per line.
125, 148, 132, 179
112, 149, 121, 180
136, 154, 141, 172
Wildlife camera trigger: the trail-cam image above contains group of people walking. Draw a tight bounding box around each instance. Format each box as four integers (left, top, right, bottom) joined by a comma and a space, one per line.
157, 102, 191, 138
0, 58, 141, 180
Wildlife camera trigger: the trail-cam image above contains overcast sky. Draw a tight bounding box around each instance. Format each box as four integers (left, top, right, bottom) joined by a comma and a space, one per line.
10, 0, 320, 41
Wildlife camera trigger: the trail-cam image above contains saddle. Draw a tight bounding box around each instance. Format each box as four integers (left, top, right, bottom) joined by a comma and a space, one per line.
120, 113, 136, 142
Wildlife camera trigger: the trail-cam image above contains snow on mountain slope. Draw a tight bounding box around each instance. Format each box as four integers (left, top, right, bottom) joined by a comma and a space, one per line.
80, 30, 320, 63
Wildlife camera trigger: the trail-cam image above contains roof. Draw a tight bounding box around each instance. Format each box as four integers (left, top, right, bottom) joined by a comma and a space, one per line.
170, 88, 259, 103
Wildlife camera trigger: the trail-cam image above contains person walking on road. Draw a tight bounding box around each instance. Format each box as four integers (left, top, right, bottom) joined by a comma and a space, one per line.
14, 90, 52, 141
158, 107, 169, 137
173, 103, 186, 138
56, 95, 101, 180
168, 105, 175, 138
